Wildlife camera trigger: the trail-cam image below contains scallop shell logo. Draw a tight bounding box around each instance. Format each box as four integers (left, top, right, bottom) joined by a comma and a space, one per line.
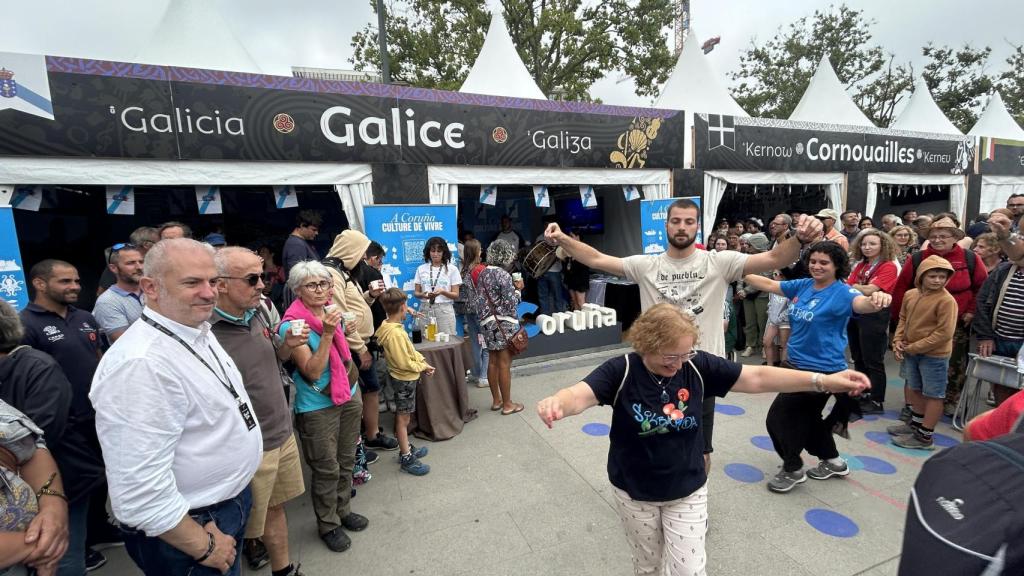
610, 117, 662, 168
273, 113, 296, 134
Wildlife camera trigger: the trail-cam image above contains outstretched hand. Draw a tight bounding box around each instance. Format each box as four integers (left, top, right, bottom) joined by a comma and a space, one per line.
824, 370, 871, 397
794, 214, 824, 243
536, 396, 564, 429
544, 223, 566, 245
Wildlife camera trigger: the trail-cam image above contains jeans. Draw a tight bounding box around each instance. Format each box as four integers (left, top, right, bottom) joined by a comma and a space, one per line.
848, 309, 890, 403
465, 314, 489, 380
902, 354, 950, 399
56, 498, 89, 576
537, 271, 566, 316
121, 487, 251, 576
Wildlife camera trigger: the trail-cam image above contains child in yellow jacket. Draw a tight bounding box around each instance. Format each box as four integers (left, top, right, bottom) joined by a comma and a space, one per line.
375, 288, 435, 475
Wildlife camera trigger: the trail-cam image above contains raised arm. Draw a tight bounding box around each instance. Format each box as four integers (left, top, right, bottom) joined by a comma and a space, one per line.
732, 365, 870, 396
744, 214, 823, 274
741, 274, 784, 297
536, 381, 600, 428
852, 291, 892, 314
544, 223, 625, 277
990, 212, 1024, 261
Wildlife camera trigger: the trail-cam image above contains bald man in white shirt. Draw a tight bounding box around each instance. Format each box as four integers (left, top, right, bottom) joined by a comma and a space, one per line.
90, 239, 262, 576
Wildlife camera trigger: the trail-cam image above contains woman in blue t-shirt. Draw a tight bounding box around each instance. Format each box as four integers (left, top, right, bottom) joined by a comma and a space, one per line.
535, 303, 870, 575
742, 241, 892, 494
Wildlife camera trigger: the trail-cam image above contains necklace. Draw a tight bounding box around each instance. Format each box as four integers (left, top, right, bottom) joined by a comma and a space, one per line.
644, 365, 672, 403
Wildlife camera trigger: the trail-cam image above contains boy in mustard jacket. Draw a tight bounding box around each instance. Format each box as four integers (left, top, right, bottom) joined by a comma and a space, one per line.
890, 255, 958, 449
375, 288, 435, 475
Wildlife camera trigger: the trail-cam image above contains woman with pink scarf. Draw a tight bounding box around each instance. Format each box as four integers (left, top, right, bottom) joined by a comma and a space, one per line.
279, 261, 366, 554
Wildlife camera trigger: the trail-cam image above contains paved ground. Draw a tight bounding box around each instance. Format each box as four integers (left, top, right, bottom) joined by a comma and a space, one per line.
96, 351, 964, 575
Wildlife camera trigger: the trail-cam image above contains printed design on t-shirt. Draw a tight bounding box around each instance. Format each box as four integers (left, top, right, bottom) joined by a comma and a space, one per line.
42, 325, 64, 342
789, 296, 819, 323
653, 258, 707, 311
634, 387, 696, 436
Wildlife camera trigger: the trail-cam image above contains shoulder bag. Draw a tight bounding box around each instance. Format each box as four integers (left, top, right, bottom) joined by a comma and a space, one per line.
481, 271, 529, 355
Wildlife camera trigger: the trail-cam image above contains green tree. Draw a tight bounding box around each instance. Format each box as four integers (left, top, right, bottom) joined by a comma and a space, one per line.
997, 44, 1024, 127
729, 4, 892, 123
349, 0, 677, 101
919, 43, 994, 133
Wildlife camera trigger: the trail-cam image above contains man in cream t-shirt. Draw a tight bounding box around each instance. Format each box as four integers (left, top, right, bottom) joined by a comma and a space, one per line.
545, 198, 822, 467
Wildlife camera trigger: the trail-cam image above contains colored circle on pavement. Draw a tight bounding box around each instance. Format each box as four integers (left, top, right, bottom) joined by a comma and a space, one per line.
854, 455, 897, 475
724, 463, 764, 483
838, 453, 864, 471
932, 433, 960, 447
582, 423, 610, 436
804, 509, 859, 538
864, 431, 929, 458
715, 403, 745, 416
880, 410, 902, 421
751, 435, 774, 451
860, 414, 879, 422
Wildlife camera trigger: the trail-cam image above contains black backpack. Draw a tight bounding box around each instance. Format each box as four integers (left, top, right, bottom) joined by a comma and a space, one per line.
898, 417, 1024, 575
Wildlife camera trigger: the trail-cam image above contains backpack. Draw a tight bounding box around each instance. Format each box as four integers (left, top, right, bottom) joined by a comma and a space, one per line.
910, 249, 976, 282
898, 417, 1024, 575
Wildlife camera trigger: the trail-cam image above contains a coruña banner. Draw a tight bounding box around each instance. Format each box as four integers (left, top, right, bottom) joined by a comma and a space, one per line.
0, 207, 29, 311
0, 53, 686, 170
694, 114, 976, 175
640, 197, 701, 255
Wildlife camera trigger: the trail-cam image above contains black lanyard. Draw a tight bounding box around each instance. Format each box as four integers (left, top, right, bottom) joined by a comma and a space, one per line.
141, 314, 257, 430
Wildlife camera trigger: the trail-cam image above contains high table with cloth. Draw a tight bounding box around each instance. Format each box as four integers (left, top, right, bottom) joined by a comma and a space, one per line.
587, 276, 641, 331
410, 336, 478, 441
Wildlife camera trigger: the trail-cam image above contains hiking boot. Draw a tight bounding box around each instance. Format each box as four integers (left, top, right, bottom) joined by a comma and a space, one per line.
858, 398, 884, 414
806, 459, 850, 480
243, 538, 270, 570
320, 527, 351, 552
409, 443, 428, 459
887, 423, 915, 436
767, 468, 806, 493
364, 449, 379, 465
340, 512, 369, 532
899, 406, 913, 423
365, 432, 399, 451
400, 452, 431, 476
893, 433, 935, 451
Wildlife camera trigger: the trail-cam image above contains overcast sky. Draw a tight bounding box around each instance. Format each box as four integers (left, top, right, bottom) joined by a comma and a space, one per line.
2, 0, 1021, 107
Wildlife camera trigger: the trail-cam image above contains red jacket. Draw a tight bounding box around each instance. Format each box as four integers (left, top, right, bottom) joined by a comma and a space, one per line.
891, 244, 988, 320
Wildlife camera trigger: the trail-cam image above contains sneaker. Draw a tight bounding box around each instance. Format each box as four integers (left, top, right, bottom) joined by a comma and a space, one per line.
899, 406, 913, 423
340, 512, 369, 532
475, 377, 490, 389
364, 449, 379, 465
409, 443, 428, 459
400, 452, 431, 476
859, 399, 884, 414
766, 468, 806, 493
806, 459, 850, 480
85, 548, 107, 572
243, 538, 270, 570
893, 433, 935, 450
739, 347, 754, 358
321, 527, 351, 552
887, 423, 915, 436
365, 432, 399, 451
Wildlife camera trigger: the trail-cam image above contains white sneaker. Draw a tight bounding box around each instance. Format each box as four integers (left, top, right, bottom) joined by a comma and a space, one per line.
740, 347, 754, 357
475, 377, 490, 389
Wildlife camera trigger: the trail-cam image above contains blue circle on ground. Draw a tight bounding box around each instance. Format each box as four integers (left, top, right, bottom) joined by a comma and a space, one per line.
863, 430, 930, 458
854, 455, 897, 475
880, 410, 902, 421
838, 453, 865, 471
932, 433, 960, 447
751, 435, 774, 451
715, 403, 745, 416
860, 414, 879, 422
581, 423, 610, 436
724, 463, 764, 483
804, 509, 859, 538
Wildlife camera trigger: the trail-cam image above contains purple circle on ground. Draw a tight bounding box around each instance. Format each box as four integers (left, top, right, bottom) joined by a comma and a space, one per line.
715, 403, 745, 416
854, 455, 897, 475
581, 423, 610, 436
860, 414, 879, 422
863, 430, 930, 458
804, 508, 859, 538
724, 463, 764, 483
880, 410, 902, 421
864, 431, 891, 444
932, 433, 960, 447
751, 435, 774, 451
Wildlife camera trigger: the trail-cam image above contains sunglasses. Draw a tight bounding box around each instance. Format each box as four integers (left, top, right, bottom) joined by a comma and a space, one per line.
108, 242, 138, 264
220, 273, 262, 287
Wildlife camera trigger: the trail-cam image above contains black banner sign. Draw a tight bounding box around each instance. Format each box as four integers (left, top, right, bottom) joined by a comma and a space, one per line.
693, 114, 975, 175
978, 137, 1024, 176
0, 66, 685, 170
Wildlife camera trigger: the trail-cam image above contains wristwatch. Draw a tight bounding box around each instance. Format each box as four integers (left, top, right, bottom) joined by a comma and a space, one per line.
812, 372, 827, 393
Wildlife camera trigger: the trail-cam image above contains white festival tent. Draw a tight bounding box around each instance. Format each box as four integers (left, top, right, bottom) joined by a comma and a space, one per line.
654, 29, 748, 169
459, 10, 546, 100
970, 92, 1024, 213
135, 0, 262, 74
866, 78, 967, 221
789, 56, 874, 127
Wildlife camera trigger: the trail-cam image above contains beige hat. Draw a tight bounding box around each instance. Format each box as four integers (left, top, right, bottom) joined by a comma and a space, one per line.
814, 209, 839, 221
925, 216, 966, 241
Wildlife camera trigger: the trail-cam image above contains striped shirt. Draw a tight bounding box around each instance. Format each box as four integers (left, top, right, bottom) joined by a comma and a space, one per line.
995, 269, 1024, 340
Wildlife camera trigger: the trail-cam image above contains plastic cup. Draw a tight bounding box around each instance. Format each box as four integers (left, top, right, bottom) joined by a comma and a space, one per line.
371, 279, 384, 291
290, 319, 305, 336
341, 311, 356, 327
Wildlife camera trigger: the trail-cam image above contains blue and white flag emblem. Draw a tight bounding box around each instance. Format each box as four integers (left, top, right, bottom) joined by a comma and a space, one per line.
106, 186, 135, 215
195, 186, 223, 215
273, 185, 298, 209
533, 185, 549, 208
0, 52, 54, 121
623, 185, 640, 202
480, 185, 497, 206
579, 185, 597, 208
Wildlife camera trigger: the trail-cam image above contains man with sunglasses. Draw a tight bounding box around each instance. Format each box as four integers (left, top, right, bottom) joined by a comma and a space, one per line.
93, 243, 145, 344
97, 227, 159, 296
211, 247, 307, 576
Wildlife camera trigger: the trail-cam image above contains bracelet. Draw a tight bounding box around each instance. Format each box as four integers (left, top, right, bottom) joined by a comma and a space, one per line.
35, 472, 67, 502
196, 532, 216, 563
812, 373, 827, 393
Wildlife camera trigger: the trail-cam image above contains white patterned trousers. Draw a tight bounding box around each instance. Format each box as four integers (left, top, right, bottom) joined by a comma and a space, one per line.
612, 484, 708, 576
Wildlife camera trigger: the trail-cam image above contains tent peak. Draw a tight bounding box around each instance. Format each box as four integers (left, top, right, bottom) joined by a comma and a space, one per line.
789, 56, 874, 127
459, 9, 546, 100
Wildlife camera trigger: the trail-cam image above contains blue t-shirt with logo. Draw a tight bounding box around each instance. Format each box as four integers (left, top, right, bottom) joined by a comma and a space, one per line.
780, 278, 860, 373
279, 322, 336, 415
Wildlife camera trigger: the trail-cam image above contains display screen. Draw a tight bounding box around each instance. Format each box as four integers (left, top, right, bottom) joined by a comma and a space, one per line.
555, 196, 604, 234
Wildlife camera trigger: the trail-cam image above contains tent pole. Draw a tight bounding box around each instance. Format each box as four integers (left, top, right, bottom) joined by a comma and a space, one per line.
376, 0, 392, 83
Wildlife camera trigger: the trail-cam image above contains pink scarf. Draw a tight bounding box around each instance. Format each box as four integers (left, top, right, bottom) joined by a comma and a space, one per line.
282, 299, 353, 405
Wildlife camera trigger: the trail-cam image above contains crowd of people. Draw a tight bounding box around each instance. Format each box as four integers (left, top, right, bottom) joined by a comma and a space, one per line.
6, 196, 1024, 575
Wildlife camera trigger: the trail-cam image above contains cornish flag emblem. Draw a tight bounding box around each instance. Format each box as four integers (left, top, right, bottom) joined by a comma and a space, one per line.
708, 114, 735, 151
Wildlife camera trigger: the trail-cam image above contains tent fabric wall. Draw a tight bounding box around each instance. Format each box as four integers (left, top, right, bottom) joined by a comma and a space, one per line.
702, 170, 844, 240
979, 175, 1024, 214
335, 182, 375, 232
426, 166, 671, 204
865, 173, 967, 223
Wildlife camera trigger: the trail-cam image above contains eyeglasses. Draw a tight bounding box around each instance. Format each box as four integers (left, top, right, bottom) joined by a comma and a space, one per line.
662, 351, 697, 364
220, 273, 261, 287
302, 280, 332, 292
108, 242, 137, 263
894, 233, 911, 237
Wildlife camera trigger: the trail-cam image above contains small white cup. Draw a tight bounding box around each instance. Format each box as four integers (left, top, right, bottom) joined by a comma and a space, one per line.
371, 279, 384, 291
512, 272, 523, 282
341, 311, 357, 328
290, 318, 306, 336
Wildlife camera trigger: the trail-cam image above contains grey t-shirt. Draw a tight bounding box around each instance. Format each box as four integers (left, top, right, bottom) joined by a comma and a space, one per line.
92, 286, 144, 334
622, 250, 747, 357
